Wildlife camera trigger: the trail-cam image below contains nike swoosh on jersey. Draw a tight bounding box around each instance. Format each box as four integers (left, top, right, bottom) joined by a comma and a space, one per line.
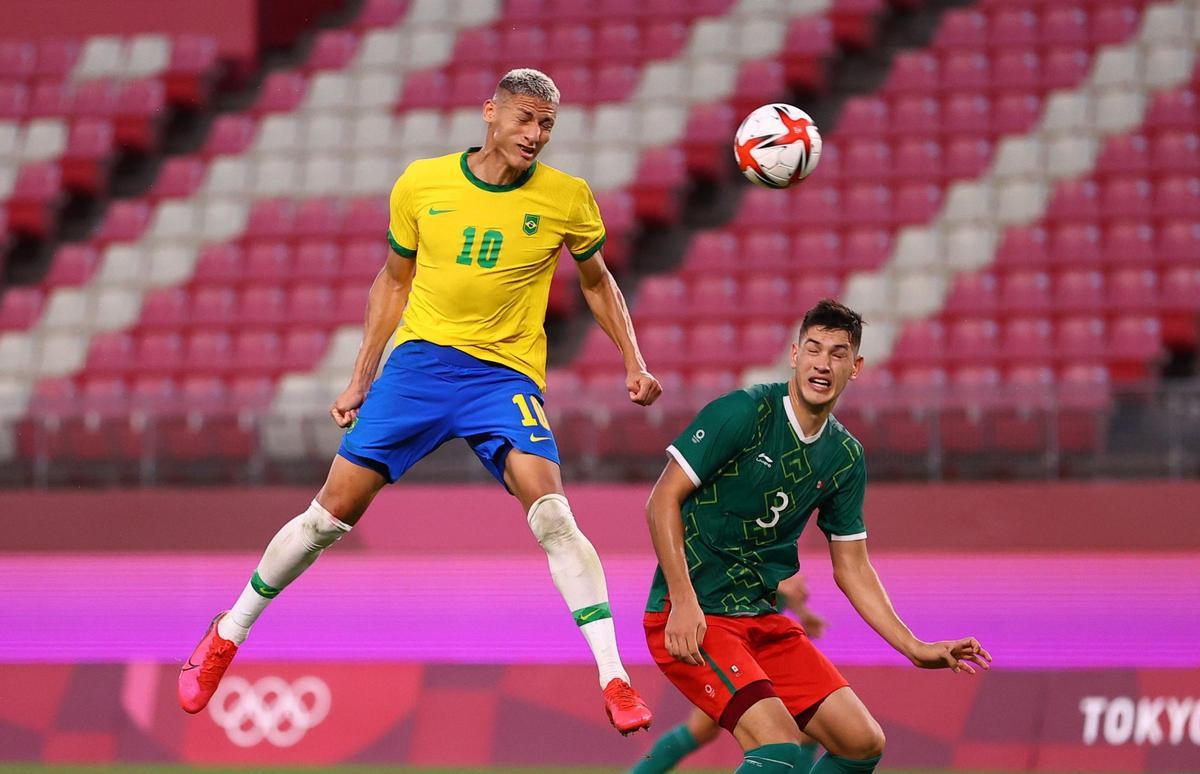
529, 433, 552, 442
428, 207, 455, 215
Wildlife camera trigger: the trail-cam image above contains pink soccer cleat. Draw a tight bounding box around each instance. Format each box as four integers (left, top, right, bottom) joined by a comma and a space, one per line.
603, 678, 653, 735
178, 611, 238, 714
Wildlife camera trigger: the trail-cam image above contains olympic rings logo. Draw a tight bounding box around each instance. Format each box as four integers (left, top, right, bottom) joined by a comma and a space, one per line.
208, 675, 331, 748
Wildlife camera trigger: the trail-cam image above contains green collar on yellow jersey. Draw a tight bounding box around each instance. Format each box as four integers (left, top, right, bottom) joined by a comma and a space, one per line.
460, 146, 538, 192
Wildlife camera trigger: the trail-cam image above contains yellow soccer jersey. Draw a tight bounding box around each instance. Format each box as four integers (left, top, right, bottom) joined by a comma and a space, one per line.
387, 147, 606, 389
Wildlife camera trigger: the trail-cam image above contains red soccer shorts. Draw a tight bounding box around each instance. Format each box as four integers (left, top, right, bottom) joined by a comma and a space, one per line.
645, 607, 848, 732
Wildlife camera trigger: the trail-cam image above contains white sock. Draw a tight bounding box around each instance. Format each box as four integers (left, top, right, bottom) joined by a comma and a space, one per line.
527, 494, 630, 688
216, 499, 351, 645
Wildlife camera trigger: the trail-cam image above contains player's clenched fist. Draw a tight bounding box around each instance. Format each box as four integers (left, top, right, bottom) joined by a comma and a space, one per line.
627, 369, 663, 406
330, 386, 366, 428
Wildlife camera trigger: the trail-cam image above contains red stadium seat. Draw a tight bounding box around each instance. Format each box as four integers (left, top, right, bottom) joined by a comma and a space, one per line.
992, 365, 1053, 452
790, 184, 842, 227
794, 274, 842, 309
999, 270, 1052, 316
791, 230, 843, 274
596, 22, 639, 62
342, 197, 388, 238
893, 183, 943, 224
293, 242, 341, 283
243, 242, 291, 283
84, 331, 136, 375
682, 102, 737, 179
1055, 315, 1105, 363
190, 287, 237, 328
334, 283, 370, 324
341, 240, 383, 281
61, 118, 115, 195
990, 48, 1040, 94
636, 276, 687, 321
1046, 180, 1100, 223
131, 376, 180, 416
738, 187, 792, 228
0, 40, 35, 80
1091, 3, 1141, 45
642, 20, 690, 59
683, 231, 738, 275
1102, 178, 1154, 220
1048, 224, 1102, 269
842, 227, 891, 271
995, 225, 1049, 270
1109, 315, 1163, 381
940, 366, 1001, 454
254, 71, 307, 114
185, 330, 233, 375
95, 200, 151, 246
546, 24, 593, 67
114, 79, 166, 151
1154, 176, 1200, 219
841, 139, 892, 181
842, 184, 892, 227
891, 320, 946, 366
1151, 132, 1200, 175
885, 51, 938, 94
686, 322, 739, 368
989, 10, 1037, 47
731, 61, 787, 120
354, 0, 409, 29
741, 320, 791, 363
934, 9, 988, 51
307, 29, 359, 71
1106, 268, 1159, 314
0, 82, 28, 119
999, 317, 1053, 362
1159, 220, 1200, 266
941, 51, 989, 93
150, 156, 206, 200
942, 93, 991, 136
232, 330, 282, 374
891, 95, 940, 135
741, 231, 791, 272
165, 34, 219, 109
992, 93, 1041, 136
202, 114, 257, 158
1102, 221, 1156, 268
244, 199, 296, 241
449, 67, 497, 106
1053, 269, 1105, 314
237, 285, 287, 328
1095, 134, 1150, 180
741, 275, 793, 319
7, 162, 63, 236
0, 287, 45, 330
72, 80, 119, 120
1144, 89, 1196, 133
1040, 6, 1088, 46
1041, 46, 1091, 91
942, 137, 993, 180
837, 97, 887, 138
638, 323, 686, 369
1056, 364, 1110, 452
592, 63, 638, 103
690, 276, 739, 317
1161, 266, 1200, 348
281, 328, 330, 372
138, 331, 186, 374
946, 318, 999, 364
892, 139, 942, 181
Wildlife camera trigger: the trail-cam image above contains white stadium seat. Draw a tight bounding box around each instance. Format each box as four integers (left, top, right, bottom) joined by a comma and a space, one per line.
0, 335, 35, 377
893, 272, 947, 321
204, 157, 251, 197
1090, 47, 1141, 91
251, 157, 299, 197
1139, 4, 1191, 46
305, 72, 353, 112
353, 72, 400, 110
687, 19, 737, 62
1039, 92, 1093, 137
737, 18, 787, 61
94, 245, 148, 288
92, 288, 142, 331
255, 114, 302, 155
300, 155, 348, 196
943, 225, 997, 273
146, 245, 197, 287
19, 119, 67, 162
348, 153, 396, 195
304, 114, 348, 152
1094, 89, 1146, 134
201, 200, 248, 242
942, 182, 993, 224
688, 61, 739, 103
992, 136, 1044, 182
1044, 135, 1098, 180
635, 62, 688, 104
357, 29, 408, 69
124, 34, 171, 78
0, 164, 14, 199
1143, 45, 1194, 89
842, 272, 892, 321
149, 201, 199, 243
592, 105, 639, 147
588, 146, 636, 191
40, 288, 89, 331
0, 122, 20, 159
995, 180, 1048, 226
455, 0, 500, 28
639, 103, 689, 148
891, 228, 944, 272
74, 36, 124, 80
351, 113, 396, 151
408, 28, 455, 70
35, 333, 88, 378
446, 109, 481, 151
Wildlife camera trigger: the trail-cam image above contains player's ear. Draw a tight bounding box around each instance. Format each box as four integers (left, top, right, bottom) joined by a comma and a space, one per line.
482, 97, 498, 123
789, 342, 799, 369
850, 354, 864, 380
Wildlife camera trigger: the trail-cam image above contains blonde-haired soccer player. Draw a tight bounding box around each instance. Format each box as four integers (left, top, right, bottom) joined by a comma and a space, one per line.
179, 68, 659, 734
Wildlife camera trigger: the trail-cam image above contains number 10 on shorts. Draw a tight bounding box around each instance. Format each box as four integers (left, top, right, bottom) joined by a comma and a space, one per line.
512, 394, 551, 430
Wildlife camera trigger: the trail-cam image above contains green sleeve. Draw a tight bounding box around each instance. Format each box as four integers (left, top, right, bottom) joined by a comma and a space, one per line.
816, 442, 867, 541
666, 391, 758, 487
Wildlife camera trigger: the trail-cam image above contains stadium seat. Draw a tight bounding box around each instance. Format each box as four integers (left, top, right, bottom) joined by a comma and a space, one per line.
138, 331, 185, 373
1048, 224, 1102, 269
42, 244, 99, 287
890, 320, 945, 367
999, 270, 1052, 316
942, 272, 998, 320
999, 317, 1052, 363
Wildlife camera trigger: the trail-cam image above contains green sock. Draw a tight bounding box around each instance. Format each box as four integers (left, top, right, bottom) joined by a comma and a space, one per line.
630, 723, 700, 774
795, 742, 819, 772
810, 752, 881, 774
736, 743, 801, 773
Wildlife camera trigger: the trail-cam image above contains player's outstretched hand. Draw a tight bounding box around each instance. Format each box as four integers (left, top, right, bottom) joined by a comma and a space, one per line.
665, 597, 707, 666
909, 637, 992, 674
330, 385, 366, 428
627, 369, 663, 406
798, 608, 827, 639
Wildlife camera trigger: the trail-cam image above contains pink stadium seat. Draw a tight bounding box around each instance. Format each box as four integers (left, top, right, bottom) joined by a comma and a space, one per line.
642, 20, 690, 59
0, 41, 35, 80
334, 283, 369, 324
165, 34, 219, 109
341, 240, 383, 281
731, 61, 787, 120
592, 63, 639, 103
941, 51, 989, 93
115, 79, 166, 151
342, 197, 388, 238
354, 0, 409, 29
989, 9, 1038, 48
138, 288, 190, 330
837, 97, 887, 138
1108, 315, 1162, 382
999, 270, 1052, 316
1159, 220, 1200, 265
794, 274, 842, 309
781, 16, 834, 91
507, 0, 545, 23
150, 156, 206, 200
683, 231, 737, 275
551, 66, 592, 105
289, 283, 336, 326
1041, 46, 1090, 91
999, 317, 1052, 362
741, 321, 790, 364
741, 275, 792, 318
1056, 364, 1110, 452
1091, 3, 1142, 45
95, 200, 151, 246
891, 320, 946, 366
1102, 178, 1154, 220
992, 93, 1041, 136
884, 51, 938, 94
632, 147, 686, 223
0, 287, 45, 330
596, 23, 639, 62
34, 38, 80, 81
61, 118, 115, 194
179, 376, 226, 412
307, 29, 359, 71
1048, 224, 1102, 269
995, 226, 1049, 270
946, 318, 999, 364
638, 323, 686, 369
190, 287, 237, 328
1040, 6, 1088, 46
843, 227, 891, 271
687, 323, 739, 367
1055, 316, 1105, 363
892, 139, 941, 181
942, 137, 993, 180
934, 9, 988, 51
243, 243, 291, 283
1054, 269, 1105, 316
942, 93, 990, 136
0, 82, 28, 119
738, 187, 791, 227
293, 242, 340, 283
237, 285, 287, 328
399, 70, 448, 109
893, 183, 942, 224
1046, 180, 1101, 223
192, 244, 243, 286
202, 114, 256, 158
31, 377, 78, 415
841, 139, 891, 181
1102, 221, 1156, 268
42, 244, 98, 287
842, 184, 891, 227
281, 328, 329, 372
992, 365, 1054, 452
682, 102, 737, 179
546, 24, 593, 67
1095, 134, 1149, 180
244, 199, 295, 241
80, 376, 129, 415
941, 366, 1002, 454
450, 67, 497, 106
1144, 89, 1196, 133
891, 95, 940, 135
943, 272, 998, 319
690, 277, 739, 317
990, 48, 1040, 94
254, 71, 307, 114
72, 80, 119, 120
1107, 268, 1159, 314
635, 276, 687, 321
232, 330, 282, 374
1151, 132, 1200, 175
137, 331, 185, 372
28, 81, 72, 118
741, 231, 791, 271
792, 230, 843, 274
7, 163, 63, 236
1154, 176, 1200, 219
1161, 266, 1200, 312
185, 330, 233, 375
790, 184, 842, 227
131, 376, 180, 414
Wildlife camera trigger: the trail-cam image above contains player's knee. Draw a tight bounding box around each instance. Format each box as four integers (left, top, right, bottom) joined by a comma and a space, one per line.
846, 726, 885, 759
526, 493, 578, 547
300, 499, 353, 551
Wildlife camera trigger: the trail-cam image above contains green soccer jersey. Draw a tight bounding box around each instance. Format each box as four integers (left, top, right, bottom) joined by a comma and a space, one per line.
646, 382, 867, 616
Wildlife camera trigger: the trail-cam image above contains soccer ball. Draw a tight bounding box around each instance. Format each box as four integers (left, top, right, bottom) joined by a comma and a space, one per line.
733, 103, 822, 189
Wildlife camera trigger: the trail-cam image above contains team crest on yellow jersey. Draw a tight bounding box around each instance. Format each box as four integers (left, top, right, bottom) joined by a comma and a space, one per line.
523, 213, 540, 235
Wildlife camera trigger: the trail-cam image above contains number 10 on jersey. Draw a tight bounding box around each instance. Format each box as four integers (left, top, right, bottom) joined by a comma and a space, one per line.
457, 227, 503, 268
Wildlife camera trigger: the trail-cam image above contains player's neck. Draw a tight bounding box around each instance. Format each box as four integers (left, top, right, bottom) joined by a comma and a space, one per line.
786, 378, 833, 439
467, 145, 526, 186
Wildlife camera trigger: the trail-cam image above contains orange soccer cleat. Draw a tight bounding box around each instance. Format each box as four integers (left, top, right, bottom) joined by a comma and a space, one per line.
178, 611, 238, 714
603, 678, 653, 735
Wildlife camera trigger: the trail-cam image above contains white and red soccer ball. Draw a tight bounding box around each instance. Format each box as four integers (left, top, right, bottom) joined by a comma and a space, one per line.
734, 103, 823, 189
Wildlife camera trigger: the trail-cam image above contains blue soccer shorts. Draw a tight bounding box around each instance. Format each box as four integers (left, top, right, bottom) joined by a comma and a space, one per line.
337, 340, 561, 485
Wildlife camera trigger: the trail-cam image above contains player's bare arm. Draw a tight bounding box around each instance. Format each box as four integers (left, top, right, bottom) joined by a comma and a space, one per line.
330, 250, 416, 428
576, 252, 662, 406
646, 458, 704, 665
829, 538, 991, 673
